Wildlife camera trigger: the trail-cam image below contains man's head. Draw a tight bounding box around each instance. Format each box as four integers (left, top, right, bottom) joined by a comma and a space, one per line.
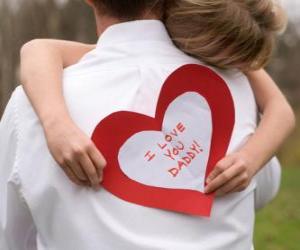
87, 0, 165, 20
86, 0, 165, 36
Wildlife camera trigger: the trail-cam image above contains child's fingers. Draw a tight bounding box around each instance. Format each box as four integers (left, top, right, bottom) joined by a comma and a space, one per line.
62, 164, 89, 186
88, 144, 107, 181
204, 163, 243, 194
230, 180, 250, 193
215, 173, 246, 196
64, 157, 88, 181
79, 154, 101, 190
206, 156, 234, 184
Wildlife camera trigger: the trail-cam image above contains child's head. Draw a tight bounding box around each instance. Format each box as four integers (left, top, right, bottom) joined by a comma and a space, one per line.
165, 0, 287, 71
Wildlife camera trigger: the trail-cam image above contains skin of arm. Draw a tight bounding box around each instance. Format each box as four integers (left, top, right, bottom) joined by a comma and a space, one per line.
21, 39, 95, 123
20, 39, 107, 190
205, 69, 296, 195
20, 39, 296, 195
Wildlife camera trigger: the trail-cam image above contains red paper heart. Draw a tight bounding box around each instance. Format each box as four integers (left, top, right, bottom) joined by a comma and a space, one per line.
91, 64, 235, 217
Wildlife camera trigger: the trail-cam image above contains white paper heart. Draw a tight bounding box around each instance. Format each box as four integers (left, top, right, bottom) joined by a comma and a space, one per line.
118, 92, 212, 192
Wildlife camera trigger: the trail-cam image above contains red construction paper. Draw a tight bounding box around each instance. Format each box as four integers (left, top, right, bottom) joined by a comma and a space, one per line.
91, 64, 235, 217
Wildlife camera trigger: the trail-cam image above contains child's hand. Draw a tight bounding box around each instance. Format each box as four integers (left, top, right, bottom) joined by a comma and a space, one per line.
204, 152, 256, 196
44, 117, 107, 190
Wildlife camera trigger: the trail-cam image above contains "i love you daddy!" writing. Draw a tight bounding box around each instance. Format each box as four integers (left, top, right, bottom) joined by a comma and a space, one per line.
143, 122, 204, 178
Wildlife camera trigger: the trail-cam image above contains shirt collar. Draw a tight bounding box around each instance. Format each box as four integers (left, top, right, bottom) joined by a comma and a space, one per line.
95, 20, 173, 49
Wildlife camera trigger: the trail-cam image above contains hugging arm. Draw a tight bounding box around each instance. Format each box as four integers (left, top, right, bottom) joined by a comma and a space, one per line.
20, 40, 295, 196
244, 69, 296, 166
205, 70, 296, 196
20, 39, 106, 190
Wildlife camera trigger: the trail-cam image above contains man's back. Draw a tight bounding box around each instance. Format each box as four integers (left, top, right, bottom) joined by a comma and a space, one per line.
0, 20, 258, 250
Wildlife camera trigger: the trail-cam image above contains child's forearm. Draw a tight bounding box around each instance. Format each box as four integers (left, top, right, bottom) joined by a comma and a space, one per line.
21, 40, 66, 128
205, 69, 295, 195
242, 69, 296, 174
20, 39, 95, 128
19, 39, 105, 189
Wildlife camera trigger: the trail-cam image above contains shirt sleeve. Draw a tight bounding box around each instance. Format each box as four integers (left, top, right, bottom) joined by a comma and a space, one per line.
0, 89, 37, 250
254, 157, 282, 211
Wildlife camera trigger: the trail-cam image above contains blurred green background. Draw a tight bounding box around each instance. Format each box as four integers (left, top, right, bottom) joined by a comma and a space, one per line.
0, 0, 299, 249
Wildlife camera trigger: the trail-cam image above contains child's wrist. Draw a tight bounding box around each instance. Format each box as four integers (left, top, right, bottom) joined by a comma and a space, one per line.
41, 111, 72, 131
235, 149, 261, 177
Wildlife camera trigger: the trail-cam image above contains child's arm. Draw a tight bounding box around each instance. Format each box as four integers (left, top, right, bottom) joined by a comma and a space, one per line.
21, 40, 295, 195
205, 69, 296, 196
20, 39, 106, 190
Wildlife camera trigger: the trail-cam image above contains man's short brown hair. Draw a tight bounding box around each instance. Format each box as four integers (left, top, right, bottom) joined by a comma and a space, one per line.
93, 0, 164, 20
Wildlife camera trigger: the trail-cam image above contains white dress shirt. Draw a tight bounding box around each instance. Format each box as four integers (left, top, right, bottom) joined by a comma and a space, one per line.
0, 20, 281, 250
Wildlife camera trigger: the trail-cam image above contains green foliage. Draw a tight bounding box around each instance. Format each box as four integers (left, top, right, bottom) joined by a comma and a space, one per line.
279, 110, 300, 168
255, 167, 300, 250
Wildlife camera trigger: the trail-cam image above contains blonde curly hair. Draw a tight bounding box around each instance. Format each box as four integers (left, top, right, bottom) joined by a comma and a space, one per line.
165, 0, 287, 71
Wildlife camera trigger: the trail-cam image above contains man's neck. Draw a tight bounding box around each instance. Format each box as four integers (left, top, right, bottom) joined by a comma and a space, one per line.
94, 11, 160, 37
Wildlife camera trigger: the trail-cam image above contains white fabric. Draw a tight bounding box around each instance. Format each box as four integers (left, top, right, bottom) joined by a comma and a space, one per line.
254, 157, 281, 211
0, 20, 281, 250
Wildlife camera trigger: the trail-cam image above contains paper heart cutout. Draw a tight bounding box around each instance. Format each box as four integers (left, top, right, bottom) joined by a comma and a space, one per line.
92, 64, 235, 217
118, 92, 212, 193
